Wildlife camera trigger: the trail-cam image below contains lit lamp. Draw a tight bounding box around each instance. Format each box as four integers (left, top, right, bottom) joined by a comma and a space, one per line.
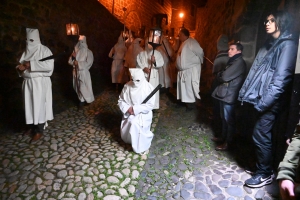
148, 27, 162, 50
66, 23, 79, 36
179, 12, 184, 28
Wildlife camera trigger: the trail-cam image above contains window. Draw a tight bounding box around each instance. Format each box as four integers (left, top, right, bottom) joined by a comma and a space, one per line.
158, 0, 164, 6
191, 4, 196, 17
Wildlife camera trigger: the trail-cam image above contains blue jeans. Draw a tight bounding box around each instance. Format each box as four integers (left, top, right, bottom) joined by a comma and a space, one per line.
219, 101, 236, 143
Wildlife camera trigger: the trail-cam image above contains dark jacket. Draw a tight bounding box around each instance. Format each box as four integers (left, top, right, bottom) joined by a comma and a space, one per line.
210, 50, 229, 94
286, 74, 300, 138
212, 55, 247, 104
238, 31, 298, 112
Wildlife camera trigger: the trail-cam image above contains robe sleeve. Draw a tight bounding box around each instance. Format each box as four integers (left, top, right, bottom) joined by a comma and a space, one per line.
133, 94, 155, 115
189, 39, 204, 64
118, 85, 131, 118
136, 52, 146, 69
68, 55, 74, 66
77, 50, 94, 71
108, 47, 114, 58
153, 50, 164, 68
30, 48, 54, 72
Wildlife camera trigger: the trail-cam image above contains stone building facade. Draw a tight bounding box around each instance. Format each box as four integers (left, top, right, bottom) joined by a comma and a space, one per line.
97, 0, 172, 36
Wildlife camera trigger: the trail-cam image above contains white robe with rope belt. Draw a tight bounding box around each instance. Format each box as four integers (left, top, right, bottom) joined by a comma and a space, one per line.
136, 50, 164, 109
176, 38, 204, 103
18, 45, 54, 125
68, 49, 94, 103
118, 81, 155, 153
109, 39, 127, 83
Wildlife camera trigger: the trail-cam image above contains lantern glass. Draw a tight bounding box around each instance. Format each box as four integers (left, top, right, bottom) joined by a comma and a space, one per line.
148, 27, 162, 50
66, 23, 79, 35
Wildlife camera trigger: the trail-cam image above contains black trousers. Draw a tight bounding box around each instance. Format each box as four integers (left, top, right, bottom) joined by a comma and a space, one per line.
253, 104, 280, 175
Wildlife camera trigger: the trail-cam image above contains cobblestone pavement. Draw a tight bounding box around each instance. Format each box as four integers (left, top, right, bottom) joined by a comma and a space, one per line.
0, 88, 280, 199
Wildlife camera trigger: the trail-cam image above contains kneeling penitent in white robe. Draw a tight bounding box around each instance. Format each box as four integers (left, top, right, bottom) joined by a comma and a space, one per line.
118, 68, 155, 153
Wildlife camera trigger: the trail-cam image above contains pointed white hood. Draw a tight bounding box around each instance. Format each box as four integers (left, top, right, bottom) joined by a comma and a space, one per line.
20, 28, 42, 62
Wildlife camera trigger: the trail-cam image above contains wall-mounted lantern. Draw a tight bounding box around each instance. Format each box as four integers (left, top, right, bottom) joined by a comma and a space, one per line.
179, 12, 185, 28
66, 23, 79, 36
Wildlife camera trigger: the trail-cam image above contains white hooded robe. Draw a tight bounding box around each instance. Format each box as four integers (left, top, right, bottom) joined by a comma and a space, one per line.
109, 34, 127, 83
176, 38, 204, 103
17, 28, 54, 125
68, 35, 94, 103
136, 43, 164, 109
118, 68, 155, 153
157, 36, 174, 88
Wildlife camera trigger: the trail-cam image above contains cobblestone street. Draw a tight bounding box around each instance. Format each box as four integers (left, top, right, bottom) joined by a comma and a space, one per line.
0, 88, 280, 200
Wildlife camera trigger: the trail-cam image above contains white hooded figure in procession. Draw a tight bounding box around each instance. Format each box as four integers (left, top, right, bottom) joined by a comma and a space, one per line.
124, 37, 143, 69
68, 35, 94, 109
118, 68, 155, 154
123, 38, 143, 81
136, 38, 164, 109
156, 35, 174, 92
109, 33, 127, 90
125, 30, 134, 48
16, 28, 54, 141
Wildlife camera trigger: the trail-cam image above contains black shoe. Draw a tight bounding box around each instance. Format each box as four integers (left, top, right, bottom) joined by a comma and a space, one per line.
215, 143, 228, 151
244, 173, 274, 188
186, 107, 193, 112
211, 137, 223, 143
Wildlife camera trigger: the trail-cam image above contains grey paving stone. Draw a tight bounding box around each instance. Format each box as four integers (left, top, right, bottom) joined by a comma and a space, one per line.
183, 182, 194, 190
208, 185, 222, 195
195, 181, 209, 192
222, 174, 231, 179
244, 195, 254, 200
226, 187, 244, 197
255, 189, 265, 199
175, 182, 182, 192
212, 194, 226, 200
194, 191, 212, 199
180, 189, 190, 199
218, 180, 230, 188
243, 185, 252, 194
213, 169, 223, 175
205, 176, 213, 185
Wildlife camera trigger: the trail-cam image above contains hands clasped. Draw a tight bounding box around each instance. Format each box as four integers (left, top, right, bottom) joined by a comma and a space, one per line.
127, 106, 134, 115
17, 61, 30, 71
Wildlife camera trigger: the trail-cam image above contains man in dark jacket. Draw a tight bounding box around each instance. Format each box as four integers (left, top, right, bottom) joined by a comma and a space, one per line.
238, 11, 298, 188
210, 35, 229, 138
211, 42, 247, 151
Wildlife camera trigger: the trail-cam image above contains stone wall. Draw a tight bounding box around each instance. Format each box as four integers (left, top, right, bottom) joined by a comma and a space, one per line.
0, 0, 123, 132
194, 0, 250, 93
97, 0, 172, 35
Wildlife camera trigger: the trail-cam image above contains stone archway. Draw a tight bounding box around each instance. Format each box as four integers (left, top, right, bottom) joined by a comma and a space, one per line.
124, 10, 142, 34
